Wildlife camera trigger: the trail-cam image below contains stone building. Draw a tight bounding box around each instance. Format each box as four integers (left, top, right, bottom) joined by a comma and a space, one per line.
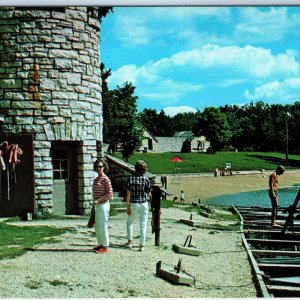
135, 130, 210, 153
0, 7, 106, 217
137, 128, 158, 152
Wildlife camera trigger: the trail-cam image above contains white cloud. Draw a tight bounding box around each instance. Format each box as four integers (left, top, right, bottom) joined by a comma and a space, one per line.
109, 64, 160, 87
235, 7, 300, 44
102, 6, 300, 112
112, 12, 150, 46
111, 7, 231, 47
163, 106, 198, 116
109, 63, 202, 98
150, 7, 231, 20
138, 79, 202, 106
108, 44, 299, 108
219, 79, 247, 88
236, 7, 288, 42
111, 45, 299, 83
109, 7, 300, 51
166, 45, 299, 78
109, 64, 139, 87
244, 77, 300, 102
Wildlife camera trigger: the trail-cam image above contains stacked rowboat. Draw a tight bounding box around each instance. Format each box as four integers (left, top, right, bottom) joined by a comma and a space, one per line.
233, 189, 300, 297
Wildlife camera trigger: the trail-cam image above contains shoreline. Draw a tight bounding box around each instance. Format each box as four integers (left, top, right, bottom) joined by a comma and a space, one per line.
165, 170, 300, 202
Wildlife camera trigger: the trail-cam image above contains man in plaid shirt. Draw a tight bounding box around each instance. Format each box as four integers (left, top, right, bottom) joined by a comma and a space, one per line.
125, 160, 152, 251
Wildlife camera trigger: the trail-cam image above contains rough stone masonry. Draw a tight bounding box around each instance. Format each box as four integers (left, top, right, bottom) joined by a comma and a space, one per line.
0, 7, 104, 215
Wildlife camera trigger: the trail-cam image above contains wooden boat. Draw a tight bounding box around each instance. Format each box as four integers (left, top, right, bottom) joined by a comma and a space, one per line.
233, 189, 300, 297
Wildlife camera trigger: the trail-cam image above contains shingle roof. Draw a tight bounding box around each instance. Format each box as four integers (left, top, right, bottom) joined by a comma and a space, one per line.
154, 137, 186, 152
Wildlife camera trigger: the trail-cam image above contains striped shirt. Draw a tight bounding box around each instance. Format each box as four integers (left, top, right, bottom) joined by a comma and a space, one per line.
126, 173, 151, 203
93, 175, 113, 202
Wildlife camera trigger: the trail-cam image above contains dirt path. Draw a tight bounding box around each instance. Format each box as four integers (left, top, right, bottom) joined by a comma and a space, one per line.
1, 170, 299, 298
0, 207, 257, 298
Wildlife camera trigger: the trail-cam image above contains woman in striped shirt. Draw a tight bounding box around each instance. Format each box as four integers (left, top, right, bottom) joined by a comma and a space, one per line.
92, 159, 113, 254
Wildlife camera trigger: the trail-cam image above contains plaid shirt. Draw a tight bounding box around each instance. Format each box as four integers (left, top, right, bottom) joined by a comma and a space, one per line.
126, 173, 151, 203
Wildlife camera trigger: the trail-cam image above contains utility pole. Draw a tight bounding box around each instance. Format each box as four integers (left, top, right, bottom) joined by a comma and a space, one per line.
285, 112, 291, 165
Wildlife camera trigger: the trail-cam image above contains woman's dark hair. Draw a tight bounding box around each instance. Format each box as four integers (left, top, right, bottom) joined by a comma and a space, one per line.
93, 159, 109, 173
134, 160, 147, 174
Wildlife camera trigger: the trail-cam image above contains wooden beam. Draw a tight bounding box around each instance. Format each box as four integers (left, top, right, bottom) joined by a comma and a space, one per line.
252, 249, 300, 256
244, 229, 293, 233
244, 220, 284, 224
266, 284, 300, 292
258, 263, 300, 269
268, 276, 300, 285
179, 219, 200, 227
156, 261, 195, 286
247, 238, 300, 245
172, 244, 200, 256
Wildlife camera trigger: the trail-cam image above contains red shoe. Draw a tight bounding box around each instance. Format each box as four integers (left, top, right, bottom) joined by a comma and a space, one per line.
96, 247, 108, 254
92, 245, 102, 251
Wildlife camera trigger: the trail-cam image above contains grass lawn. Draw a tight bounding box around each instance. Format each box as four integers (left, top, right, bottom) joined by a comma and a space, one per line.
0, 222, 71, 260
114, 151, 300, 174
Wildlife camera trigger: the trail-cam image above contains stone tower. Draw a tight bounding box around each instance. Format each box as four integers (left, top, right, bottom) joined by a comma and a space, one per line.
0, 7, 104, 216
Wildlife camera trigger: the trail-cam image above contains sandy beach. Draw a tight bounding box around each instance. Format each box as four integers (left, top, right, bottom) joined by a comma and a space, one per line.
166, 169, 300, 202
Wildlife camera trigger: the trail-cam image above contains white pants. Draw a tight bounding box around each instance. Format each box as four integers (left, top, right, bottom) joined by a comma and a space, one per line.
95, 201, 110, 247
127, 202, 149, 246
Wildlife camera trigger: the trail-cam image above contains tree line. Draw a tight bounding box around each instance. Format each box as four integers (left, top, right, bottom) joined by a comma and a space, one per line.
101, 64, 300, 159
141, 102, 300, 153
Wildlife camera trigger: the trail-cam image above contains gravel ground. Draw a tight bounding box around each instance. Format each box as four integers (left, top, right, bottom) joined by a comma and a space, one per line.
0, 206, 257, 298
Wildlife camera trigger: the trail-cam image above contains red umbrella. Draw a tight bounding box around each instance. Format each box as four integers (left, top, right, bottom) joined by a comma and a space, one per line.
170, 156, 183, 163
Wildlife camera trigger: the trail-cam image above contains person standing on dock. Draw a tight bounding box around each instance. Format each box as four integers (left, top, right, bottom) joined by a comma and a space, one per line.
180, 190, 185, 203
269, 165, 285, 227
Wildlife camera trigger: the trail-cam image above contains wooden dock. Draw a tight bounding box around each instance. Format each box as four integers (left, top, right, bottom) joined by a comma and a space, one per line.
233, 189, 300, 297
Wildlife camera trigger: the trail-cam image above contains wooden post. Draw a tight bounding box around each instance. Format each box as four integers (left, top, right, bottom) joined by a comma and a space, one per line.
151, 185, 162, 246
161, 176, 167, 200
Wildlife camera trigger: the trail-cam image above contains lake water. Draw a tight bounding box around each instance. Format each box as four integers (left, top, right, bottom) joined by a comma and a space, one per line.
207, 186, 300, 208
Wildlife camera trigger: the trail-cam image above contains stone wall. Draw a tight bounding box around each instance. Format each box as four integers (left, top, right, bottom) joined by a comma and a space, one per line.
0, 7, 103, 215
153, 137, 186, 152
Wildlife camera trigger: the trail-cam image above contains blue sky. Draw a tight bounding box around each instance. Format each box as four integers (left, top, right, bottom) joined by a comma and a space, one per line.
100, 6, 300, 116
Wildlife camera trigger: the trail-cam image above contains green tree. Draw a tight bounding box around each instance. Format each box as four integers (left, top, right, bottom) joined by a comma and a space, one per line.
221, 105, 255, 151
157, 110, 174, 136
140, 109, 174, 136
193, 107, 232, 150
266, 104, 287, 152
172, 111, 199, 132
100, 63, 113, 144
289, 102, 300, 153
140, 108, 160, 135
101, 63, 143, 160
243, 101, 272, 151
99, 7, 113, 22
108, 82, 143, 161
140, 109, 200, 137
